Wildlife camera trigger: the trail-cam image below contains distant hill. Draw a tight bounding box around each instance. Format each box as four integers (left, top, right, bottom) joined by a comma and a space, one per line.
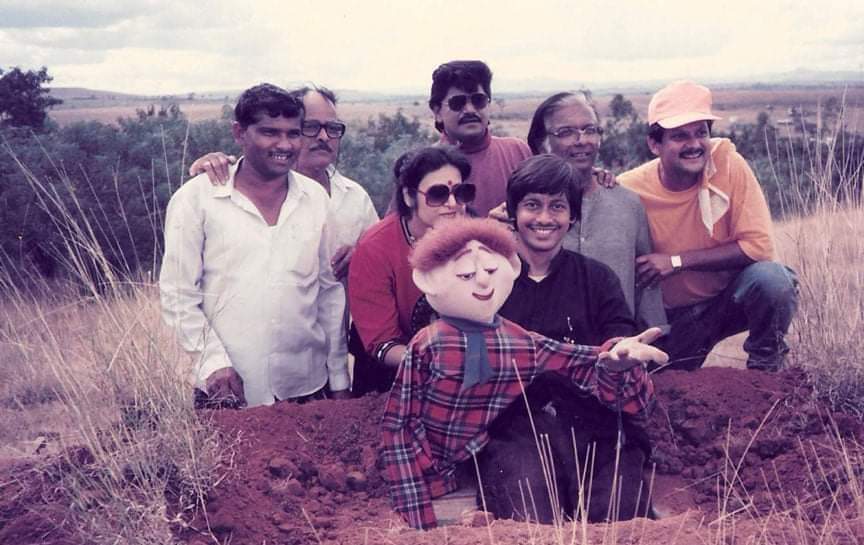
49, 67, 863, 107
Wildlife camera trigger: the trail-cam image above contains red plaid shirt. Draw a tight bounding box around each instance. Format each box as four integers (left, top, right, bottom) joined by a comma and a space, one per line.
381, 318, 655, 530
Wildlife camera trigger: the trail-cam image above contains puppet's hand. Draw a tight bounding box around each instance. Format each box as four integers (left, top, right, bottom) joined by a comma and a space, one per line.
599, 327, 668, 372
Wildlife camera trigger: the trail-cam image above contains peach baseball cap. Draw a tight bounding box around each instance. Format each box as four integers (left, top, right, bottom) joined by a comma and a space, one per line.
648, 81, 721, 128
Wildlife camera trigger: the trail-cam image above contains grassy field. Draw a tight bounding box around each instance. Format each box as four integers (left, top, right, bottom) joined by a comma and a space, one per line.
3, 92, 862, 543
49, 84, 864, 139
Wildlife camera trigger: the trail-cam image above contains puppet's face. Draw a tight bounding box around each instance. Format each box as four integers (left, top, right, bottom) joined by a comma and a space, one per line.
413, 240, 520, 323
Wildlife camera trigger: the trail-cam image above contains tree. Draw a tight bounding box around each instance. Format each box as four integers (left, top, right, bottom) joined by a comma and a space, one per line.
0, 66, 63, 130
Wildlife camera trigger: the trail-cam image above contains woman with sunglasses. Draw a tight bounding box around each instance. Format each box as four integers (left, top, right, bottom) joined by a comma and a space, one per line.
348, 145, 475, 395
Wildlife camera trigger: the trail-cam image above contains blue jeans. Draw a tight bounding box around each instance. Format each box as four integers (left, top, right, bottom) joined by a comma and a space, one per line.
658, 262, 799, 371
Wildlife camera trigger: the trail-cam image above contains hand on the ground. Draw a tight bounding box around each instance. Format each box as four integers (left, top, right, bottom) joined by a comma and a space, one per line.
593, 168, 618, 189
330, 245, 354, 280
636, 253, 676, 288
206, 367, 246, 407
599, 327, 669, 372
487, 202, 512, 225
329, 389, 352, 400
189, 152, 236, 184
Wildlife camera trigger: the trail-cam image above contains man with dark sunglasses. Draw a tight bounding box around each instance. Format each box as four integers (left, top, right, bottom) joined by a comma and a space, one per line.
429, 60, 532, 216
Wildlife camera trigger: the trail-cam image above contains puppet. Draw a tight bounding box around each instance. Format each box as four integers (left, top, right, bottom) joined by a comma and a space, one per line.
380, 217, 667, 530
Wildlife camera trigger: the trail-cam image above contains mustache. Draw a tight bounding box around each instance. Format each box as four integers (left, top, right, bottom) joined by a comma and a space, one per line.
459, 114, 482, 125
679, 147, 704, 157
310, 143, 333, 153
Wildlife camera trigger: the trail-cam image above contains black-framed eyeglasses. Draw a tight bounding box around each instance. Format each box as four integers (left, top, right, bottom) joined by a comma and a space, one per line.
415, 183, 476, 207
548, 125, 603, 139
301, 120, 347, 138
446, 93, 490, 112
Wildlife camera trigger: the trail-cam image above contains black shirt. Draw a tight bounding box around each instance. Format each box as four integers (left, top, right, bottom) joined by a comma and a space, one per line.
500, 249, 636, 346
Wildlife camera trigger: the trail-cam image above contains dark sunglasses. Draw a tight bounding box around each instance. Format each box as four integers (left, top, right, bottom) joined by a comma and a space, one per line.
416, 183, 476, 207
301, 120, 347, 138
446, 93, 490, 112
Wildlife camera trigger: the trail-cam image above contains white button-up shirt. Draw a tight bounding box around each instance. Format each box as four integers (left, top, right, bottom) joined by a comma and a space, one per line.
159, 162, 347, 407
325, 167, 380, 258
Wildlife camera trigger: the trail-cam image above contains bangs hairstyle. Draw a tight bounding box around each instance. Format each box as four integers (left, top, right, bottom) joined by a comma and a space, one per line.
392, 145, 472, 217
506, 154, 586, 223
526, 91, 600, 155
235, 83, 304, 128
409, 217, 517, 273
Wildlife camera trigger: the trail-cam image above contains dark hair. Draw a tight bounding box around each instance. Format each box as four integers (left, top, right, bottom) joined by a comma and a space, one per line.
648, 120, 714, 143
506, 154, 585, 226
291, 84, 338, 105
526, 91, 600, 155
393, 145, 472, 217
428, 60, 493, 131
234, 83, 304, 128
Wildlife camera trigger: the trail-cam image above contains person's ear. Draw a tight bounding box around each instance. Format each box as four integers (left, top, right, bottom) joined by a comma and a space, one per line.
231, 121, 245, 145
433, 105, 444, 125
402, 187, 416, 209
647, 136, 661, 157
412, 269, 437, 295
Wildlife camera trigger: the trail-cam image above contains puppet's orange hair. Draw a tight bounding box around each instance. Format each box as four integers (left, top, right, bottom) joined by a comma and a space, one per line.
409, 218, 517, 272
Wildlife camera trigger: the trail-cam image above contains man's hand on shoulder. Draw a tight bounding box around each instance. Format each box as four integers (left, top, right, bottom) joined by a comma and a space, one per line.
593, 168, 618, 189
206, 367, 246, 408
599, 327, 669, 372
189, 152, 237, 185
487, 202, 514, 228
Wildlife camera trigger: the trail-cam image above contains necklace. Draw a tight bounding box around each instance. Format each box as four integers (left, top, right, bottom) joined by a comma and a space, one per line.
400, 216, 417, 247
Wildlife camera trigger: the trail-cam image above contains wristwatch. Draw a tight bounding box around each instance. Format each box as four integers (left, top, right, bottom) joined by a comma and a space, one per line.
670, 255, 683, 272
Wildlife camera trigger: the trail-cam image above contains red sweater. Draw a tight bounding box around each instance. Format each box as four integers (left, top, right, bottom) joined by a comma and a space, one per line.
348, 213, 424, 357
440, 131, 532, 216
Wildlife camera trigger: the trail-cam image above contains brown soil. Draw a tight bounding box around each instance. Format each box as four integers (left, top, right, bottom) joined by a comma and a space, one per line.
2, 367, 862, 545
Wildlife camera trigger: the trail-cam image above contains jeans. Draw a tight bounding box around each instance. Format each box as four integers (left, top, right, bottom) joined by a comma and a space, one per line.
658, 262, 799, 371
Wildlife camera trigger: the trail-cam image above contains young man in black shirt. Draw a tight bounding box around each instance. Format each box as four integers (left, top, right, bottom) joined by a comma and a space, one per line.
499, 154, 636, 345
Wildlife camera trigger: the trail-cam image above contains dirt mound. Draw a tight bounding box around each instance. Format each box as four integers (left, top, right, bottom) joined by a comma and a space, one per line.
2, 367, 862, 545
647, 367, 863, 521
180, 394, 393, 545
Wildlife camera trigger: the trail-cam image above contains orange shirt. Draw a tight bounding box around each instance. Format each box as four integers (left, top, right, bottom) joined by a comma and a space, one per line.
620, 138, 775, 308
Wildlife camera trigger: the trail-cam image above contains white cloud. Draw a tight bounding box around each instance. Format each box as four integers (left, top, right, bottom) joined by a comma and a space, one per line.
1, 0, 862, 94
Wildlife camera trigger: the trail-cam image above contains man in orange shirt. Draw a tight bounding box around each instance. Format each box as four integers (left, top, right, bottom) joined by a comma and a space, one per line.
619, 81, 798, 371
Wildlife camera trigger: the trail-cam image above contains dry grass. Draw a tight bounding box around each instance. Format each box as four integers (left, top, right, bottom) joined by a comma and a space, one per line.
0, 140, 220, 543
2, 98, 863, 545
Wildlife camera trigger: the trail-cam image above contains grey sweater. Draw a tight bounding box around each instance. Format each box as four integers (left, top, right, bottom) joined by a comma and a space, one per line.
563, 185, 667, 329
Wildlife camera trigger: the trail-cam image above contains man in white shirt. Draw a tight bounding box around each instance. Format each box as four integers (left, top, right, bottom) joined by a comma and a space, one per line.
160, 83, 349, 407
290, 86, 380, 279
188, 86, 379, 279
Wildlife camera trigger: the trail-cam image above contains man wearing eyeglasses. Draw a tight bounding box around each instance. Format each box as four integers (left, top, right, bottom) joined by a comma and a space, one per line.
429, 60, 532, 216
619, 81, 798, 372
189, 86, 379, 281
160, 84, 349, 408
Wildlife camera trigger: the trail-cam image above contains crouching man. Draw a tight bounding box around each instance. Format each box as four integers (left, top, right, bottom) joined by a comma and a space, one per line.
620, 81, 799, 371
380, 217, 668, 529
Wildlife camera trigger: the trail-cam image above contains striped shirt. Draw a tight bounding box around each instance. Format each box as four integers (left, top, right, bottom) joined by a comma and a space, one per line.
380, 317, 654, 529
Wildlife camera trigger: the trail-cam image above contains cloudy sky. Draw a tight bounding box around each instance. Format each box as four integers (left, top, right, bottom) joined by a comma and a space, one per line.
1, 0, 863, 95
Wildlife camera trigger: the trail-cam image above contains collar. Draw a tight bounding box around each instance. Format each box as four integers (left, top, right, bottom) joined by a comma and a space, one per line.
440, 128, 492, 154
326, 165, 352, 196
697, 140, 728, 233
213, 157, 305, 203
518, 248, 566, 281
